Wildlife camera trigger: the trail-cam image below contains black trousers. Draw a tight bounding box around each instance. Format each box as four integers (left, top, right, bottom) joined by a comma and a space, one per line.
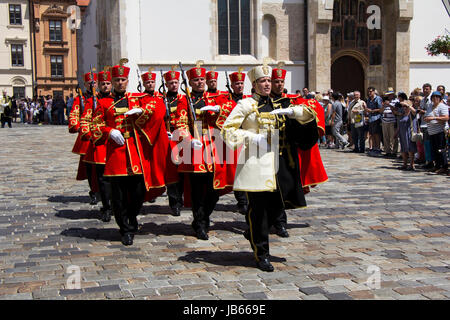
246, 191, 284, 261
234, 191, 247, 206
167, 173, 184, 209
1, 116, 12, 128
430, 132, 448, 169
110, 175, 146, 236
85, 162, 94, 193
274, 209, 287, 229
95, 164, 112, 211
189, 172, 219, 232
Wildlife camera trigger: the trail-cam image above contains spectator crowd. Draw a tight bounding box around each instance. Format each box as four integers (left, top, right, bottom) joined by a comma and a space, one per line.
3, 94, 74, 126
308, 83, 449, 176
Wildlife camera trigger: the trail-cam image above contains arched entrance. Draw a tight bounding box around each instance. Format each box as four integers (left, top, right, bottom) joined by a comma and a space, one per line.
331, 55, 365, 98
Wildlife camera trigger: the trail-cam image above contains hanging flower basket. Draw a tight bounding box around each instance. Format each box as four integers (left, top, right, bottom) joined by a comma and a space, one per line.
425, 35, 450, 58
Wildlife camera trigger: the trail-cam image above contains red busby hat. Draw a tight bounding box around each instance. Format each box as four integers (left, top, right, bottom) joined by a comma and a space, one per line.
272, 61, 287, 80
84, 72, 98, 83
141, 67, 156, 83
187, 60, 206, 80
111, 58, 130, 79
164, 66, 180, 82
230, 67, 246, 83
206, 67, 218, 81
98, 66, 112, 82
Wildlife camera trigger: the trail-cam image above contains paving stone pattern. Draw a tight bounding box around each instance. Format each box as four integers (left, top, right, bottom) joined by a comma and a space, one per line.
0, 124, 449, 300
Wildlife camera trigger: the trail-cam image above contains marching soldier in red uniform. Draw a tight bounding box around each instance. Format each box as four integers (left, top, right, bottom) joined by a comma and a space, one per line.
270, 62, 328, 238
69, 72, 98, 205
91, 59, 170, 246
206, 68, 227, 96
81, 67, 113, 222
176, 61, 235, 240
163, 68, 187, 216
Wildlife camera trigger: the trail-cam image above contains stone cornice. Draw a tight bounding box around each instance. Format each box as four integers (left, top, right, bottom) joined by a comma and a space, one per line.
5, 37, 28, 46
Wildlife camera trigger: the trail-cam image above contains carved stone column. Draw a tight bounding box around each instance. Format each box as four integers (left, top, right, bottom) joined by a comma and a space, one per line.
308, 0, 333, 91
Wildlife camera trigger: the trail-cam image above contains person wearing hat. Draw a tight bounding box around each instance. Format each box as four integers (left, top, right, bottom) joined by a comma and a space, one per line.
424, 91, 449, 174
175, 61, 235, 240
222, 62, 319, 272
269, 63, 328, 238
91, 59, 171, 245
81, 67, 113, 222
142, 68, 162, 98
69, 71, 99, 205
205, 68, 228, 96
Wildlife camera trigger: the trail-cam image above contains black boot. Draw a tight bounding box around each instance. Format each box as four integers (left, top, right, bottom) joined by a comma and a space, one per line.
121, 233, 134, 246
256, 258, 274, 272
89, 191, 98, 205
275, 225, 289, 238
195, 228, 209, 241
100, 208, 112, 222
171, 207, 181, 217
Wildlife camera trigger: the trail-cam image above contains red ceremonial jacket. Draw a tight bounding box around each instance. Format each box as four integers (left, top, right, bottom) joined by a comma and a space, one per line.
80, 93, 109, 165
175, 91, 236, 191
69, 94, 92, 156
91, 92, 170, 191
285, 94, 328, 189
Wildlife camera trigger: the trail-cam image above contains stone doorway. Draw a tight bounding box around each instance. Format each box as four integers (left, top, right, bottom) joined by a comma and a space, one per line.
331, 55, 365, 98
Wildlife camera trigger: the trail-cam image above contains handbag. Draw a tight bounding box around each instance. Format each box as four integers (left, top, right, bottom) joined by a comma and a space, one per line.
410, 114, 423, 143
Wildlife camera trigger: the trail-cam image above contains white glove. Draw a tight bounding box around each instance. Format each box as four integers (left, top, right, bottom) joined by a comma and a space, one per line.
167, 132, 173, 140
125, 108, 143, 116
251, 134, 268, 151
191, 139, 203, 150
200, 105, 220, 113
270, 108, 294, 118
109, 129, 125, 146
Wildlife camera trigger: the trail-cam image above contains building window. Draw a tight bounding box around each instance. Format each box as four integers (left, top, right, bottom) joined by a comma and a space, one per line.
11, 44, 24, 67
49, 20, 63, 42
51, 56, 64, 78
13, 87, 25, 99
9, 4, 22, 25
218, 0, 251, 55
369, 45, 382, 65
332, 0, 381, 63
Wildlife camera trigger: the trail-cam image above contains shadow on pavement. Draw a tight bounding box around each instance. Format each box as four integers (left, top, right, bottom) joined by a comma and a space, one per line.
137, 222, 193, 237
178, 250, 286, 268
48, 195, 91, 204
60, 227, 121, 242
55, 209, 101, 220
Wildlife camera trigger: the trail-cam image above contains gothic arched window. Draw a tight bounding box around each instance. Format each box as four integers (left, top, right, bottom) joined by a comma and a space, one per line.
333, 0, 341, 23
350, 0, 358, 15
369, 45, 382, 65
332, 0, 382, 64
358, 1, 366, 23
218, 0, 251, 55
344, 19, 355, 40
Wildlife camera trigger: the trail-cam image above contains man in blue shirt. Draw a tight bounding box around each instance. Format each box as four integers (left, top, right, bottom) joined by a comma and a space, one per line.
365, 87, 383, 156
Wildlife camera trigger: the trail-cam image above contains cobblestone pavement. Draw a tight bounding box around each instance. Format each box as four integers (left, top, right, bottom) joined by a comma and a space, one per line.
0, 124, 449, 300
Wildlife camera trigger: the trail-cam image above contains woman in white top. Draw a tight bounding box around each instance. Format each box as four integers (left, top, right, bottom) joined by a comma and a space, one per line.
424, 91, 449, 174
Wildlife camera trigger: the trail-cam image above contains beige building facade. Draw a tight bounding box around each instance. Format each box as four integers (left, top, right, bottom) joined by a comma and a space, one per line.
30, 0, 78, 99
0, 0, 33, 98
